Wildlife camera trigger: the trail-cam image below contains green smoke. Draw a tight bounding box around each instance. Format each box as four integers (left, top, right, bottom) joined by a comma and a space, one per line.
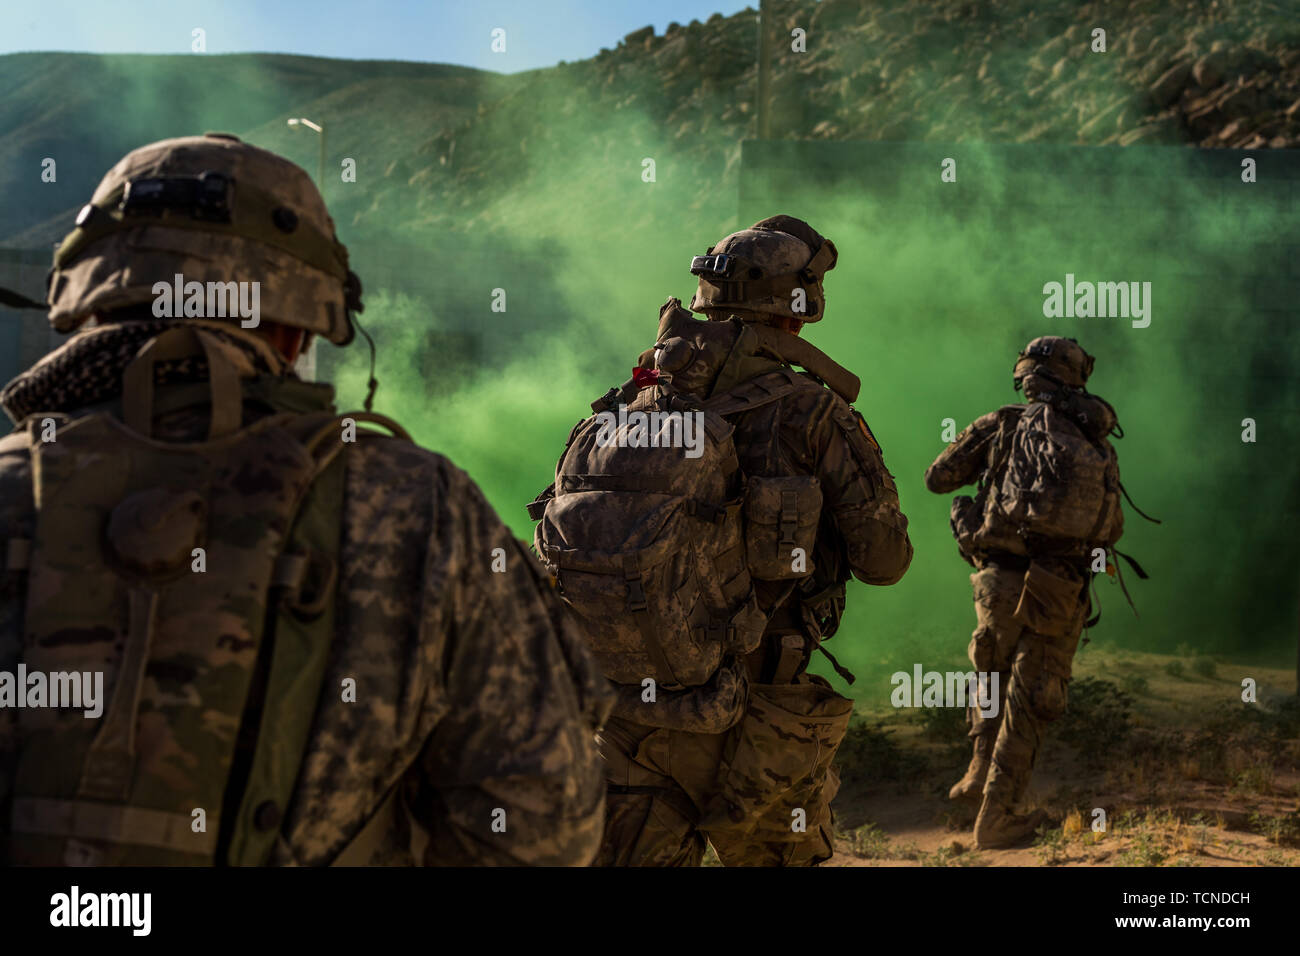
318, 59, 1298, 701
7, 2, 1295, 702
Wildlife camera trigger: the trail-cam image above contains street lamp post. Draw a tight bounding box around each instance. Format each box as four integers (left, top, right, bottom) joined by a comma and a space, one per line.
286, 117, 327, 381
757, 0, 773, 140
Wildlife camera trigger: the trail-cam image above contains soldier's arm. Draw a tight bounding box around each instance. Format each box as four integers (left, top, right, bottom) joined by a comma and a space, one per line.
810, 393, 913, 586
923, 411, 1000, 494
417, 466, 609, 866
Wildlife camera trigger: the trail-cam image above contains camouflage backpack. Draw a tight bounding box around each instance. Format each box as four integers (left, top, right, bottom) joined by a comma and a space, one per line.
529, 304, 827, 691
0, 325, 409, 865
977, 394, 1124, 553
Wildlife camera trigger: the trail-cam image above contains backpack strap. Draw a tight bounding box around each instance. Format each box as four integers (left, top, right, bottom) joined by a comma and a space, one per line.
1084, 574, 1101, 630
224, 409, 412, 865
526, 488, 553, 522
550, 474, 732, 527
981, 413, 1018, 494
1107, 547, 1141, 619
703, 367, 807, 418
746, 325, 861, 404
815, 643, 857, 685
121, 325, 245, 440
1119, 481, 1161, 524
74, 588, 160, 802
620, 554, 685, 691
11, 797, 217, 856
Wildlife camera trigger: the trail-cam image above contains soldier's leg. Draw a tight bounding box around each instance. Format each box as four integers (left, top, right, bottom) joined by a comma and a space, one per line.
975, 560, 1087, 849
709, 761, 841, 867
698, 673, 854, 867
596, 717, 707, 866
950, 566, 1021, 805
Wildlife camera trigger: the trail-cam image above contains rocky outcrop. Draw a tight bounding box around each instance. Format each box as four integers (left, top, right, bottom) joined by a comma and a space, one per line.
354, 0, 1300, 240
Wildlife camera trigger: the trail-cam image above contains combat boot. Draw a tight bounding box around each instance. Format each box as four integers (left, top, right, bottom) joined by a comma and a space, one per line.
973, 761, 1049, 849
974, 801, 1048, 849
947, 732, 995, 805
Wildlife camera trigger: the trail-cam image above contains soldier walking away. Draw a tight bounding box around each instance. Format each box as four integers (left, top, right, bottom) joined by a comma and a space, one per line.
0, 134, 611, 866
924, 336, 1149, 849
530, 215, 913, 865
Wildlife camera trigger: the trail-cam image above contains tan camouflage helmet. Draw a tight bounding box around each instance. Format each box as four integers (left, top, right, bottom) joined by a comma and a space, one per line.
1013, 336, 1095, 389
688, 214, 838, 322
46, 132, 361, 345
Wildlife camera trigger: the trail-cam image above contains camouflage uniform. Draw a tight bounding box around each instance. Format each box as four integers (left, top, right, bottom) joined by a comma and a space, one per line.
0, 135, 611, 866
925, 409, 1090, 815
594, 217, 913, 866
924, 336, 1113, 848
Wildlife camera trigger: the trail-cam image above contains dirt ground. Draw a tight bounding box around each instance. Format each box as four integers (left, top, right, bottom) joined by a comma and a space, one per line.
822, 646, 1300, 867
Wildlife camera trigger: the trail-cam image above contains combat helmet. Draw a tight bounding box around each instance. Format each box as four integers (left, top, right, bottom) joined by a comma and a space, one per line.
689, 214, 838, 322
46, 132, 361, 345
1013, 335, 1094, 390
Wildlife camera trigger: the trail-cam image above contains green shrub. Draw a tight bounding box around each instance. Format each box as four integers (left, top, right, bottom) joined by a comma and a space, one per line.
837, 720, 912, 783
1119, 673, 1149, 696
1055, 678, 1134, 766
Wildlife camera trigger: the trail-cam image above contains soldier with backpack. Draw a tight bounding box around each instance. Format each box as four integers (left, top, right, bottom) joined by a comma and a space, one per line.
924, 335, 1135, 849
530, 215, 913, 865
0, 134, 611, 866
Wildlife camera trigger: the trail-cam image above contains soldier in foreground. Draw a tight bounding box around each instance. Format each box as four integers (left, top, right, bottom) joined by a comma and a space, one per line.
0, 134, 610, 866
924, 337, 1128, 849
531, 216, 913, 865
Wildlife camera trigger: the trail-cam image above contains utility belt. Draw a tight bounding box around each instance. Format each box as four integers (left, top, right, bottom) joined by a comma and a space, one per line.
750, 576, 855, 686
974, 549, 1031, 572
977, 548, 1091, 579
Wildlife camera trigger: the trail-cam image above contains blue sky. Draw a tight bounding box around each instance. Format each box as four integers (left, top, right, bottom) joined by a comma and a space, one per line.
1, 0, 754, 72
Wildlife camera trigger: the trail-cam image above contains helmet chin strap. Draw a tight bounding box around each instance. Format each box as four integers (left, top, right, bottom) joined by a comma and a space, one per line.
349, 309, 380, 413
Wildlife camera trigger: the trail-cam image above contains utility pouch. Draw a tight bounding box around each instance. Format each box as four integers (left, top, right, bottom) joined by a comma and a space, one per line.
1013, 560, 1085, 639
699, 675, 853, 839
744, 475, 822, 580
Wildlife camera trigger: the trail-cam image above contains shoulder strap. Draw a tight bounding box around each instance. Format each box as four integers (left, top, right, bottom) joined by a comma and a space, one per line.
980, 412, 1019, 492
1119, 480, 1161, 524
703, 367, 807, 418
746, 325, 860, 404
223, 408, 412, 866
122, 325, 245, 440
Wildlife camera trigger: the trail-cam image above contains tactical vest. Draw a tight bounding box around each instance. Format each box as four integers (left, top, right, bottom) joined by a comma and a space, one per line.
0, 325, 410, 865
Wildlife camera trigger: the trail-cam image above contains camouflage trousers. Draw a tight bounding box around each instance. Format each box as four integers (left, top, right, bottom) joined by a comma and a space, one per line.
596, 671, 854, 866
966, 560, 1089, 809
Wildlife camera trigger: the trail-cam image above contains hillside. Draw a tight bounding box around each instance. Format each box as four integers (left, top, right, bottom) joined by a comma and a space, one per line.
2, 1, 1298, 675
5, 0, 1299, 247
343, 0, 1300, 240
0, 52, 502, 246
